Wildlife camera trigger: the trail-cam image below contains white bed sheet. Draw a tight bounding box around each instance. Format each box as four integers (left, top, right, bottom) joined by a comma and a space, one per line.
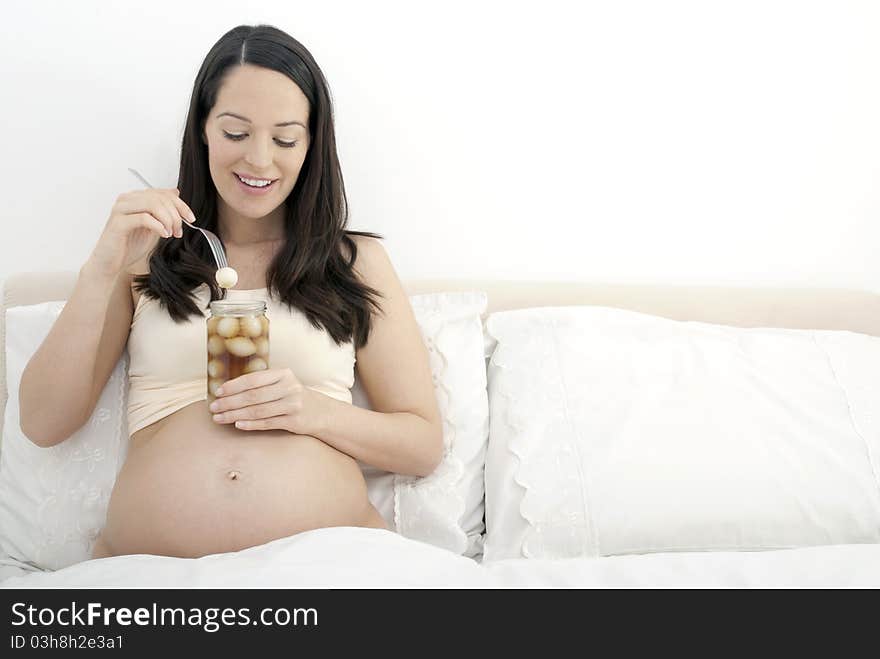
1, 528, 878, 588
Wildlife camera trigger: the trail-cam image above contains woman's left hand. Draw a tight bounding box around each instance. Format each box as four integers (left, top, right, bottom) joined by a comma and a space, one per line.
208, 368, 322, 434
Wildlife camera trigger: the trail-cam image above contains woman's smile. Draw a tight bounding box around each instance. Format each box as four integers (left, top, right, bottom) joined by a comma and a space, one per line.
233, 172, 279, 195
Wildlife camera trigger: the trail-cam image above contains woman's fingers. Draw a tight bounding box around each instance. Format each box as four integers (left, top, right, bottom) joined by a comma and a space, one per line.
212, 399, 289, 424
170, 193, 198, 225
115, 190, 180, 238
156, 194, 184, 238
209, 382, 286, 415
133, 212, 170, 238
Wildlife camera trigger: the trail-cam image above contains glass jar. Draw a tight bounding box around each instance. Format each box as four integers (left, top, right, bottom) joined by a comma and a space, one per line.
206, 300, 270, 403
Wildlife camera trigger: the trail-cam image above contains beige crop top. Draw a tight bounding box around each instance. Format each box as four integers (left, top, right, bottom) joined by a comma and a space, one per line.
127, 283, 355, 436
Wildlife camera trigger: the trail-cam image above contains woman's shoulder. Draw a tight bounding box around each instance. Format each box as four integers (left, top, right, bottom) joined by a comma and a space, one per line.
342, 233, 390, 279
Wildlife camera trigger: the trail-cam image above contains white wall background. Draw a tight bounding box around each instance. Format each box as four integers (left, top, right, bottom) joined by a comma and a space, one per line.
1, 0, 878, 289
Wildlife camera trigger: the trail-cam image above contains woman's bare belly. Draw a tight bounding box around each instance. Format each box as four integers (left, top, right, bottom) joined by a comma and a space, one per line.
97, 399, 385, 559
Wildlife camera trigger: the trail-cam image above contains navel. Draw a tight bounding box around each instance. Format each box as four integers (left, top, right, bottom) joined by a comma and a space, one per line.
226, 469, 242, 481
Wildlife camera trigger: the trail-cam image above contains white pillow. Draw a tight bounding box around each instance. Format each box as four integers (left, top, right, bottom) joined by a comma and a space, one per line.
482, 305, 880, 561
1, 301, 129, 572
360, 291, 489, 558
1, 291, 489, 572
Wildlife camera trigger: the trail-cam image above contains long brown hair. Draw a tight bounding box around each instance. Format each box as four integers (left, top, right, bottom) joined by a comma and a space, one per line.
133, 24, 384, 348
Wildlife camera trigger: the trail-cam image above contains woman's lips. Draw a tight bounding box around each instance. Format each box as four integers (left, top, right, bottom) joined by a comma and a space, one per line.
234, 173, 278, 196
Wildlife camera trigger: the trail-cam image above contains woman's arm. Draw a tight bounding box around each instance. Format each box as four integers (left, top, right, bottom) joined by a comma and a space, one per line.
19, 262, 134, 447
308, 236, 443, 477
307, 392, 442, 478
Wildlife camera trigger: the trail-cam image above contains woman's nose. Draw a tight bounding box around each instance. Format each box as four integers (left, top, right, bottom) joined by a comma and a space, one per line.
244, 139, 272, 169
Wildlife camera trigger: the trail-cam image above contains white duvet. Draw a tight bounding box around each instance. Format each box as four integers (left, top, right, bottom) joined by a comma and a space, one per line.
2, 528, 878, 588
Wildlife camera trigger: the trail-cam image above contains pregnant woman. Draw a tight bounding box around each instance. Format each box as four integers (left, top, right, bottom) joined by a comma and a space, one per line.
18, 25, 443, 559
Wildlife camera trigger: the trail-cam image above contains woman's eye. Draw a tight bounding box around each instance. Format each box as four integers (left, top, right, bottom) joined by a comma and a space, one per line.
222, 131, 297, 148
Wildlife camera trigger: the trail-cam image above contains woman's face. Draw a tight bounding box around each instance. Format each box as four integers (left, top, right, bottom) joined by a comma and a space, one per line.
203, 64, 311, 220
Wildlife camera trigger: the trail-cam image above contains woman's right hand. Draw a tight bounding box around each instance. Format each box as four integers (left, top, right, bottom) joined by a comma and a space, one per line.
86, 187, 197, 277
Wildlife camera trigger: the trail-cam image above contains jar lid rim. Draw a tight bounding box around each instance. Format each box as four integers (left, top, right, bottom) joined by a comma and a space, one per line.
210, 300, 267, 312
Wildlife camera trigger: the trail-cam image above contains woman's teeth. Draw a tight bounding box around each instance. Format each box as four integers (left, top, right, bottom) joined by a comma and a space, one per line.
236, 174, 273, 188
